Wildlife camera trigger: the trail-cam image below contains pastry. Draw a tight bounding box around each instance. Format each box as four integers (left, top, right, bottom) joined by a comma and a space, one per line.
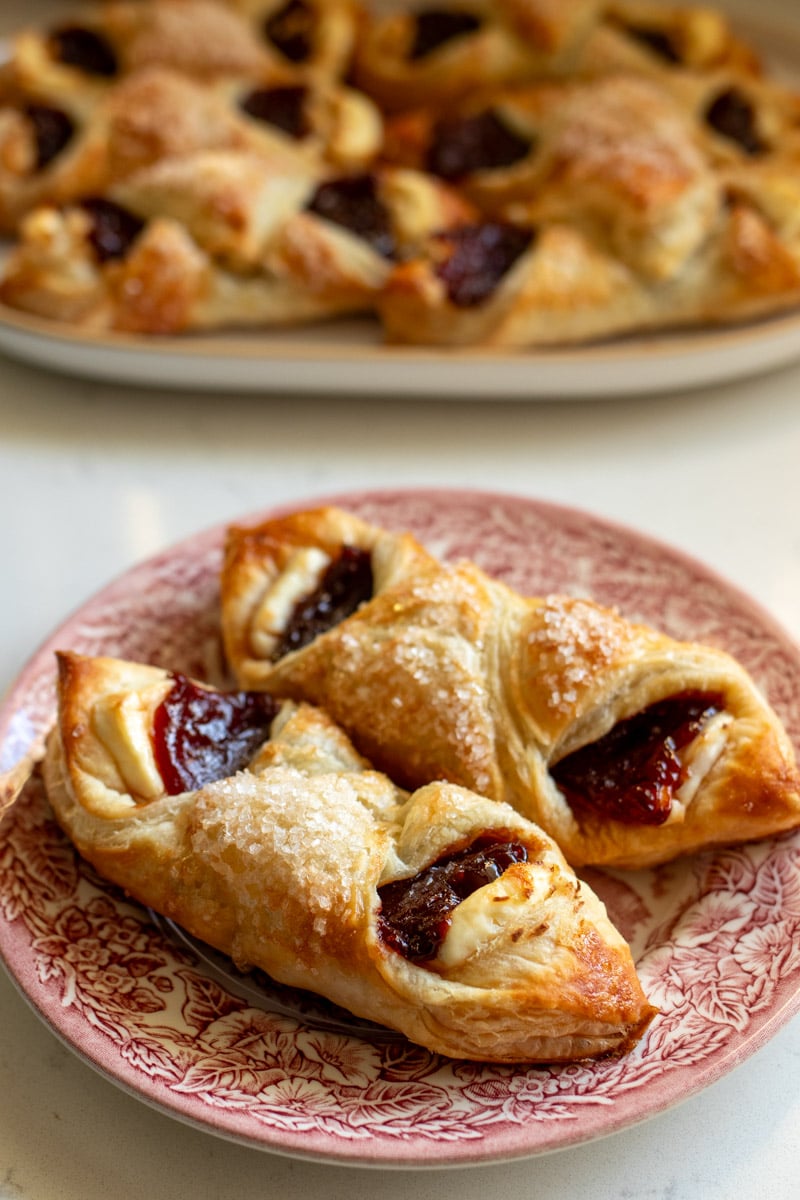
0, 0, 360, 98
352, 0, 760, 113
371, 65, 800, 345
0, 1, 273, 97
41, 650, 656, 1063
1, 0, 798, 346
0, 150, 474, 332
377, 203, 800, 348
220, 506, 800, 869
230, 0, 360, 81
0, 65, 383, 234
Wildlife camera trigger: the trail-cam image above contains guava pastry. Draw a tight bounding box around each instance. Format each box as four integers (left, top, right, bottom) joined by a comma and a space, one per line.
0, 150, 474, 332
0, 63, 383, 234
220, 507, 800, 870
373, 68, 800, 345
0, 1, 358, 96
351, 0, 759, 112
42, 650, 656, 1063
1, 0, 798, 346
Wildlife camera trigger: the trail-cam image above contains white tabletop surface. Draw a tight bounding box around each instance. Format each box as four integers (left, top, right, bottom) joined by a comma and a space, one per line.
3, 1, 800, 1197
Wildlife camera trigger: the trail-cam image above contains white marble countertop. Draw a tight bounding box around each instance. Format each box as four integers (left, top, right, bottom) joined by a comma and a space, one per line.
2, 0, 800, 1195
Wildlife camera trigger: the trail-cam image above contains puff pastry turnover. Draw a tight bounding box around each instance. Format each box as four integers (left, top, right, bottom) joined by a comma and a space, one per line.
376, 68, 800, 345
220, 507, 800, 870
0, 61, 384, 233
0, 150, 474, 332
1, 0, 798, 344
352, 0, 760, 113
0, 0, 359, 96
42, 650, 656, 1063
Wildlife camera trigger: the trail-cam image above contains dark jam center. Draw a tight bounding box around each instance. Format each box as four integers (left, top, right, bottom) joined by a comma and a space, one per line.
264, 0, 314, 63
409, 10, 482, 59
378, 835, 528, 963
306, 175, 396, 259
79, 197, 145, 262
49, 25, 119, 76
623, 25, 681, 64
272, 545, 374, 660
435, 221, 534, 307
240, 85, 309, 139
551, 691, 724, 826
152, 673, 280, 795
25, 104, 75, 170
427, 109, 532, 180
704, 87, 767, 156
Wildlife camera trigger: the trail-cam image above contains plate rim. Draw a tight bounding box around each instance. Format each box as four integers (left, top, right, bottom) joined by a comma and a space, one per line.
3, 301, 800, 398
2, 485, 800, 1168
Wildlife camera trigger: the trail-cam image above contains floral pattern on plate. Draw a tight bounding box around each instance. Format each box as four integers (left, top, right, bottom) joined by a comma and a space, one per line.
2, 488, 800, 1166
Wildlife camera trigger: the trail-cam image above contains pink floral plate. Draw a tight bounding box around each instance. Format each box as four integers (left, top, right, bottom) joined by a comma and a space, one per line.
2, 488, 800, 1168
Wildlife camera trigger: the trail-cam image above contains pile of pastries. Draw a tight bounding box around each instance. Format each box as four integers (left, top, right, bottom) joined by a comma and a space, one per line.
33, 506, 800, 1061
1, 0, 800, 344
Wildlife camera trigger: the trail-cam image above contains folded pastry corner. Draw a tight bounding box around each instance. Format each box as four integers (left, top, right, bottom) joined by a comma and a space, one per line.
42, 649, 656, 1062
219, 506, 800, 869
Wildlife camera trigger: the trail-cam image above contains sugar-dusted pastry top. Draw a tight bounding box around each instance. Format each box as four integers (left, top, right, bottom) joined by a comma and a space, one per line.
1, 0, 799, 345
42, 650, 656, 1063
220, 506, 800, 869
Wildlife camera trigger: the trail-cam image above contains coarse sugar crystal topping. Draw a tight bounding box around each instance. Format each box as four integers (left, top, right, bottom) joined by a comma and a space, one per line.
527, 597, 629, 713
192, 770, 381, 933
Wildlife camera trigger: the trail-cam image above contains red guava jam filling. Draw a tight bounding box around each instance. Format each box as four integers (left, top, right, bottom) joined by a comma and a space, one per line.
263, 0, 313, 63
704, 87, 767, 155
49, 26, 119, 76
306, 175, 396, 259
551, 691, 724, 826
434, 221, 534, 307
272, 544, 374, 661
240, 85, 309, 139
427, 109, 532, 181
409, 10, 482, 59
152, 674, 280, 795
80, 197, 145, 262
378, 834, 529, 963
25, 104, 75, 170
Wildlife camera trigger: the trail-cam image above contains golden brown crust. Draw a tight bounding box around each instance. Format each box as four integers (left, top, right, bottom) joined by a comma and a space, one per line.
220, 507, 800, 869
42, 649, 656, 1062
